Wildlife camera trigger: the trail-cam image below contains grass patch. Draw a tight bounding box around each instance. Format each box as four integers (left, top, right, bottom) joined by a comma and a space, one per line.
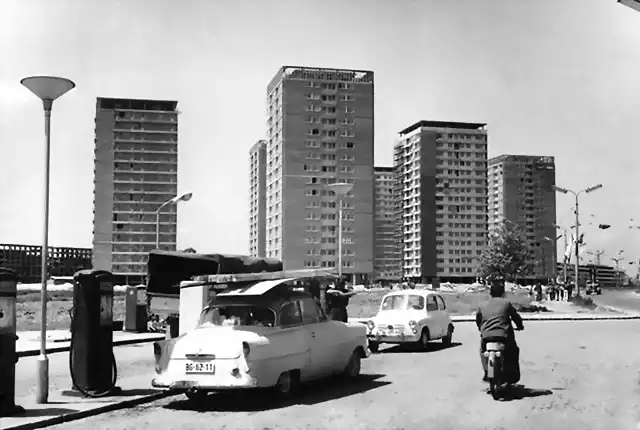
347, 289, 534, 318
17, 290, 126, 332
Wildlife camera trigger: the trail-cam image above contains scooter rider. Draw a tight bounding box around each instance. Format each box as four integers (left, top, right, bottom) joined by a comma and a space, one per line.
476, 274, 524, 384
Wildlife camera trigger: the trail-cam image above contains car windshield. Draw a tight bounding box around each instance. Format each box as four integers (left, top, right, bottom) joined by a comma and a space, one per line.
380, 294, 424, 311
198, 305, 276, 328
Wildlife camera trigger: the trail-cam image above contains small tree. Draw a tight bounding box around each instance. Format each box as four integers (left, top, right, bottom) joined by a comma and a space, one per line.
181, 247, 197, 254
477, 223, 532, 282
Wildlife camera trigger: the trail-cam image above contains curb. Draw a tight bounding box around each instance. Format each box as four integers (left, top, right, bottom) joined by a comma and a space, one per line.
4, 390, 174, 430
17, 335, 165, 358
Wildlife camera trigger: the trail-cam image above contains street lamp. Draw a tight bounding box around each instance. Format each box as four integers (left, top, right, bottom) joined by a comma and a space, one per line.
553, 184, 603, 296
21, 75, 75, 404
326, 182, 354, 279
155, 192, 193, 249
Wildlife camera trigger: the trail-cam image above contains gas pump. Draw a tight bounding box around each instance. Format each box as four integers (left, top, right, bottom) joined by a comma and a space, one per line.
69, 269, 120, 397
0, 267, 24, 416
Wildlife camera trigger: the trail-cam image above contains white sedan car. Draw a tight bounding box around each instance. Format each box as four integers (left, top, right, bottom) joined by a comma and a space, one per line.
152, 278, 369, 400
366, 290, 454, 353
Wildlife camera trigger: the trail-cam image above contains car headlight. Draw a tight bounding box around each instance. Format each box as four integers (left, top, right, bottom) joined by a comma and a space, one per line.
409, 320, 418, 334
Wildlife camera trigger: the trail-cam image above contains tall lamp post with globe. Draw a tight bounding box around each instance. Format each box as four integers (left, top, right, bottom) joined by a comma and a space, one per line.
21, 76, 76, 404
326, 182, 354, 279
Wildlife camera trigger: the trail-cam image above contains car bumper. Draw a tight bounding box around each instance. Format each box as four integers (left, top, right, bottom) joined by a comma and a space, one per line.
367, 333, 419, 343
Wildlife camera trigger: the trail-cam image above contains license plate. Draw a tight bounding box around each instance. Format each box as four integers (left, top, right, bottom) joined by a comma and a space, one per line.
185, 361, 215, 374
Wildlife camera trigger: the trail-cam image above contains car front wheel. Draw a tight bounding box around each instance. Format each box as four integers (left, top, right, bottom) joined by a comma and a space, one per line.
418, 328, 430, 351
275, 371, 299, 399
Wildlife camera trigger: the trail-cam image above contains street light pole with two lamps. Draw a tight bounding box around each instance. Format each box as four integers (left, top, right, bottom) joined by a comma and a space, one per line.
553, 183, 603, 296
155, 192, 193, 249
326, 182, 354, 279
21, 75, 76, 404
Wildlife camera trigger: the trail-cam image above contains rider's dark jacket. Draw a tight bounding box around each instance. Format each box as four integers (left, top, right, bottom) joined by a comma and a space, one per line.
475, 297, 524, 340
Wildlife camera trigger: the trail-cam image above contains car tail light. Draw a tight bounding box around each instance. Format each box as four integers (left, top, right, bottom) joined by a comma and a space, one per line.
409, 320, 418, 334
153, 342, 162, 373
242, 341, 250, 358
367, 320, 375, 330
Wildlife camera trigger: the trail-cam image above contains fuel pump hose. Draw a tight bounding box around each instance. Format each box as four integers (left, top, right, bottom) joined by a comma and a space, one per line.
68, 307, 118, 398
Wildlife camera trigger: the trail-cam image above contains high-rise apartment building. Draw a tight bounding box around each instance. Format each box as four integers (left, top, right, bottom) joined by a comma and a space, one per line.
249, 140, 267, 257
488, 155, 557, 281
93, 97, 179, 284
394, 121, 489, 283
374, 166, 402, 280
263, 66, 375, 280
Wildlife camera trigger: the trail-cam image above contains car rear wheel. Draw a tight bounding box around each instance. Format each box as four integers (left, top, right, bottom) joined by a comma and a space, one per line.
275, 371, 299, 399
343, 350, 361, 378
368, 341, 380, 353
418, 328, 430, 351
442, 324, 454, 346
185, 388, 208, 402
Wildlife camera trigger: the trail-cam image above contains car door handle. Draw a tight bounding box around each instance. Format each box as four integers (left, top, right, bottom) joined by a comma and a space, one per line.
311, 332, 316, 338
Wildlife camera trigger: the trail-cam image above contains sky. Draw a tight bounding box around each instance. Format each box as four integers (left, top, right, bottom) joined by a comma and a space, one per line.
1, 0, 639, 271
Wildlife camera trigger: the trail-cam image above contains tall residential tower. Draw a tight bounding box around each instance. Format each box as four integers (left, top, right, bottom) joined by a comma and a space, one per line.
249, 140, 267, 257
488, 155, 557, 281
393, 121, 489, 283
374, 166, 402, 281
263, 66, 375, 281
93, 97, 179, 284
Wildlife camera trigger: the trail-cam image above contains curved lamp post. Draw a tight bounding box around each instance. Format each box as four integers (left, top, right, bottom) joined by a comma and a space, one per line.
553, 184, 603, 296
155, 192, 193, 249
326, 182, 353, 279
21, 76, 75, 404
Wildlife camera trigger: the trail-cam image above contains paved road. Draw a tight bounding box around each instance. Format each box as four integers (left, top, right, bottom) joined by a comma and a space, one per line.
45, 320, 640, 430
595, 289, 640, 313
15, 343, 156, 398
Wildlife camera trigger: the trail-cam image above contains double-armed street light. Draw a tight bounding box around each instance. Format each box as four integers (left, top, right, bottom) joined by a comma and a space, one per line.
21, 76, 76, 404
155, 192, 193, 249
553, 184, 603, 296
326, 182, 354, 279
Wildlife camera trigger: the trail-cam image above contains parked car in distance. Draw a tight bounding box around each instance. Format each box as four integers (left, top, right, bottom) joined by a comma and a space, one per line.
152, 277, 369, 401
585, 282, 602, 295
366, 290, 454, 353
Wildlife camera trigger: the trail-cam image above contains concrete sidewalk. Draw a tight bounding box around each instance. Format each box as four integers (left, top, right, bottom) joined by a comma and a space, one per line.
17, 330, 165, 357
0, 373, 171, 430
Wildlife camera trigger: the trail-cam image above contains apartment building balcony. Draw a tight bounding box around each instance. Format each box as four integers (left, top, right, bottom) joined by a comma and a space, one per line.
113, 127, 177, 134
113, 147, 177, 154
113, 178, 177, 185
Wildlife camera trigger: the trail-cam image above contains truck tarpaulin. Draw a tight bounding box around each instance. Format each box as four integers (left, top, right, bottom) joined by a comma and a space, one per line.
145, 250, 283, 296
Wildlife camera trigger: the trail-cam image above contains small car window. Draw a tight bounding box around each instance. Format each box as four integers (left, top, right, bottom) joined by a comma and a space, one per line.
436, 295, 447, 310
426, 295, 438, 312
381, 295, 407, 311
280, 302, 303, 327
299, 298, 320, 324
198, 305, 276, 328
407, 295, 425, 310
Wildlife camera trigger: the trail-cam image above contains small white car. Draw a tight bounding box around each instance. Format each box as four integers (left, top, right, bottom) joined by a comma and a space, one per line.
152, 278, 369, 400
366, 290, 454, 353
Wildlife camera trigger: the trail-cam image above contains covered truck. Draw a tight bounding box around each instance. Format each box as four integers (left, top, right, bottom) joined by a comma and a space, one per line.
145, 250, 283, 332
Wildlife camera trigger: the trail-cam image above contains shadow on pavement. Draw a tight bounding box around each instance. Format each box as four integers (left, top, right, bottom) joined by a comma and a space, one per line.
15, 407, 78, 417
499, 385, 553, 401
59, 388, 162, 402
164, 373, 390, 412
380, 341, 462, 354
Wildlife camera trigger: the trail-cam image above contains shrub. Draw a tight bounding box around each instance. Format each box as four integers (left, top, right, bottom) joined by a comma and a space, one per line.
570, 295, 597, 310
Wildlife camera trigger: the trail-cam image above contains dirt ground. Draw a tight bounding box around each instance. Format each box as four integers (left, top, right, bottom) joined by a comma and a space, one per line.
46, 320, 640, 430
